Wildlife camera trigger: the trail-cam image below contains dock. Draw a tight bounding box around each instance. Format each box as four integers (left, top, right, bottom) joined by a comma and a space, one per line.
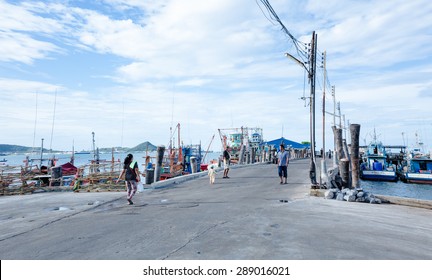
0, 158, 431, 260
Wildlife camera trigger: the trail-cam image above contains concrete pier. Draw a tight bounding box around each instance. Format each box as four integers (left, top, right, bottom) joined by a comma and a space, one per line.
0, 158, 431, 260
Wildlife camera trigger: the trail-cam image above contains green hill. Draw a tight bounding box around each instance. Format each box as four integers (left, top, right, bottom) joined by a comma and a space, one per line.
0, 141, 157, 154
0, 144, 48, 154
128, 141, 157, 152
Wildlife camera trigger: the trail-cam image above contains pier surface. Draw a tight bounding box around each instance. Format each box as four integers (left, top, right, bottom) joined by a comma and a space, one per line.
0, 159, 431, 260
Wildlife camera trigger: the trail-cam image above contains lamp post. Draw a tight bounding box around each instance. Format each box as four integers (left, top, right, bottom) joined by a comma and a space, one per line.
285, 31, 318, 186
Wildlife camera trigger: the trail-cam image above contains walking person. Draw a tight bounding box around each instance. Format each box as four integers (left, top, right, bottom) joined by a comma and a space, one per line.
117, 153, 140, 205
223, 146, 231, 178
277, 144, 289, 184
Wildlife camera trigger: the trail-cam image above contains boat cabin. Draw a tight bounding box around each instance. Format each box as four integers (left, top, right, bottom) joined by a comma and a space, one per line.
409, 158, 432, 173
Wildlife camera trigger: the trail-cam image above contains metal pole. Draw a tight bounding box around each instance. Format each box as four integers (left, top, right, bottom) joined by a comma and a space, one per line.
309, 31, 317, 186
320, 51, 327, 186
322, 51, 326, 159
92, 132, 96, 160
40, 138, 44, 169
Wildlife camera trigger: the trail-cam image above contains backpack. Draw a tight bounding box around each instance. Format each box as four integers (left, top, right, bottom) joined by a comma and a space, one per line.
125, 161, 137, 181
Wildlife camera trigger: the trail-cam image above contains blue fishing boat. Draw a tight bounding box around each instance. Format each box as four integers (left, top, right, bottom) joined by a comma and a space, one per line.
401, 156, 432, 184
360, 140, 398, 182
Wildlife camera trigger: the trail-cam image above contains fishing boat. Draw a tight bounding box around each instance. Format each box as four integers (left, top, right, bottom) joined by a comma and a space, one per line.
399, 132, 432, 184
360, 139, 398, 182
218, 127, 264, 164
401, 156, 432, 184
74, 151, 91, 155
0, 158, 7, 166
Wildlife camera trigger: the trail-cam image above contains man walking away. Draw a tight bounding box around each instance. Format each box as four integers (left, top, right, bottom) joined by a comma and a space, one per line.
277, 144, 289, 184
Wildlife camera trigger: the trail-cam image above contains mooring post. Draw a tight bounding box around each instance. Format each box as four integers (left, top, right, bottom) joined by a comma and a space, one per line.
239, 145, 246, 165
340, 158, 350, 188
331, 126, 339, 167
350, 124, 361, 188
190, 157, 197, 173
342, 139, 350, 164
334, 127, 344, 163
154, 145, 165, 182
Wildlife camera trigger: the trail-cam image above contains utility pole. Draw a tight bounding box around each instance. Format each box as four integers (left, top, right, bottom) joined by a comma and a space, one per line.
284, 31, 318, 186
309, 31, 318, 186
321, 51, 328, 187
322, 51, 326, 159
332, 86, 336, 127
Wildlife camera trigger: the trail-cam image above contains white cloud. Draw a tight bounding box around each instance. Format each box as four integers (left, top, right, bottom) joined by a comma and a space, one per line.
0, 0, 431, 152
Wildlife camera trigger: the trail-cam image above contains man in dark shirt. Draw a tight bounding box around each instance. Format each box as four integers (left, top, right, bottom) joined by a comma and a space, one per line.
223, 146, 231, 178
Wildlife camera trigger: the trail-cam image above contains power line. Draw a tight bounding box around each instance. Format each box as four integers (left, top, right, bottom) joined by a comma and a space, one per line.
256, 0, 309, 62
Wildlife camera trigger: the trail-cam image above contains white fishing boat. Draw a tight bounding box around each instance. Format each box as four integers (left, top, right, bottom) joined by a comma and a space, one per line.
360, 139, 398, 182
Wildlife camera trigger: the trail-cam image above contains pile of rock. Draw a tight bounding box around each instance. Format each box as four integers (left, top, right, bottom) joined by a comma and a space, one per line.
324, 188, 382, 204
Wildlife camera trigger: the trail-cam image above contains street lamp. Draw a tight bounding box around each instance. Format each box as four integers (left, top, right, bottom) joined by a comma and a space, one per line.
285, 31, 318, 187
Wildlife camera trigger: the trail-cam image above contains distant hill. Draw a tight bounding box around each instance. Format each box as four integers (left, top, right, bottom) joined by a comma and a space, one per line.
128, 141, 157, 152
0, 141, 157, 154
0, 144, 49, 154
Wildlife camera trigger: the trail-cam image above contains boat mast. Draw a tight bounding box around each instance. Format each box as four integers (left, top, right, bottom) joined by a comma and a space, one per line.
40, 138, 44, 169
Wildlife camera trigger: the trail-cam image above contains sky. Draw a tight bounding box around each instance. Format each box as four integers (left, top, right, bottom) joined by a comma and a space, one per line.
1, 0, 432, 153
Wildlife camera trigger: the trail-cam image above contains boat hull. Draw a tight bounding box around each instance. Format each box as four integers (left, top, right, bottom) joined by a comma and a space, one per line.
360, 170, 398, 182
404, 172, 432, 184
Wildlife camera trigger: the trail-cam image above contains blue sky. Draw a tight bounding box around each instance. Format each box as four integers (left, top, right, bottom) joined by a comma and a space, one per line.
1, 0, 432, 152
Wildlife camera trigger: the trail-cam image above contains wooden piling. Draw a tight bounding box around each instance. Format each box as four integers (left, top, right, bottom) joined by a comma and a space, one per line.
333, 126, 344, 163
340, 158, 350, 188
350, 124, 361, 188
190, 157, 197, 173
239, 145, 246, 164
154, 145, 165, 182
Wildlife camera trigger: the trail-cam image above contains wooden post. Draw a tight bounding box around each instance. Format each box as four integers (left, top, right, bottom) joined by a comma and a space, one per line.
350, 124, 361, 188
333, 126, 344, 162
238, 145, 245, 164
154, 145, 165, 182
340, 158, 350, 188
190, 157, 197, 173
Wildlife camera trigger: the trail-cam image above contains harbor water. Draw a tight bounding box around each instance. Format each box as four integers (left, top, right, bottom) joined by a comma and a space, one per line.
360, 180, 432, 201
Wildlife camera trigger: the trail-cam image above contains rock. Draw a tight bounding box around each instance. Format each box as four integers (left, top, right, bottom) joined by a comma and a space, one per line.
356, 197, 365, 202
324, 190, 335, 199
370, 198, 382, 204
357, 191, 364, 198
349, 190, 358, 197
344, 194, 356, 202
336, 192, 345, 201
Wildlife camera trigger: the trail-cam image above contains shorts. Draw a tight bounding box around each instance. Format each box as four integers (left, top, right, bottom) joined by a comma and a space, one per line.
278, 166, 287, 178
223, 159, 230, 170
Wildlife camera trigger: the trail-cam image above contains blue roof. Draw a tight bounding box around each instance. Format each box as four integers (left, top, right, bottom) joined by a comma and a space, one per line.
262, 137, 309, 149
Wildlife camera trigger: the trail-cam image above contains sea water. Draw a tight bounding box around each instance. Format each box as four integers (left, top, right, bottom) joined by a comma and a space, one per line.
1, 151, 223, 170
360, 180, 432, 201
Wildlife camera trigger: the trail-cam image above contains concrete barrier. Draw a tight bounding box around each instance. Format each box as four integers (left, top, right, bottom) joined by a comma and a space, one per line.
310, 189, 432, 210
150, 162, 270, 189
